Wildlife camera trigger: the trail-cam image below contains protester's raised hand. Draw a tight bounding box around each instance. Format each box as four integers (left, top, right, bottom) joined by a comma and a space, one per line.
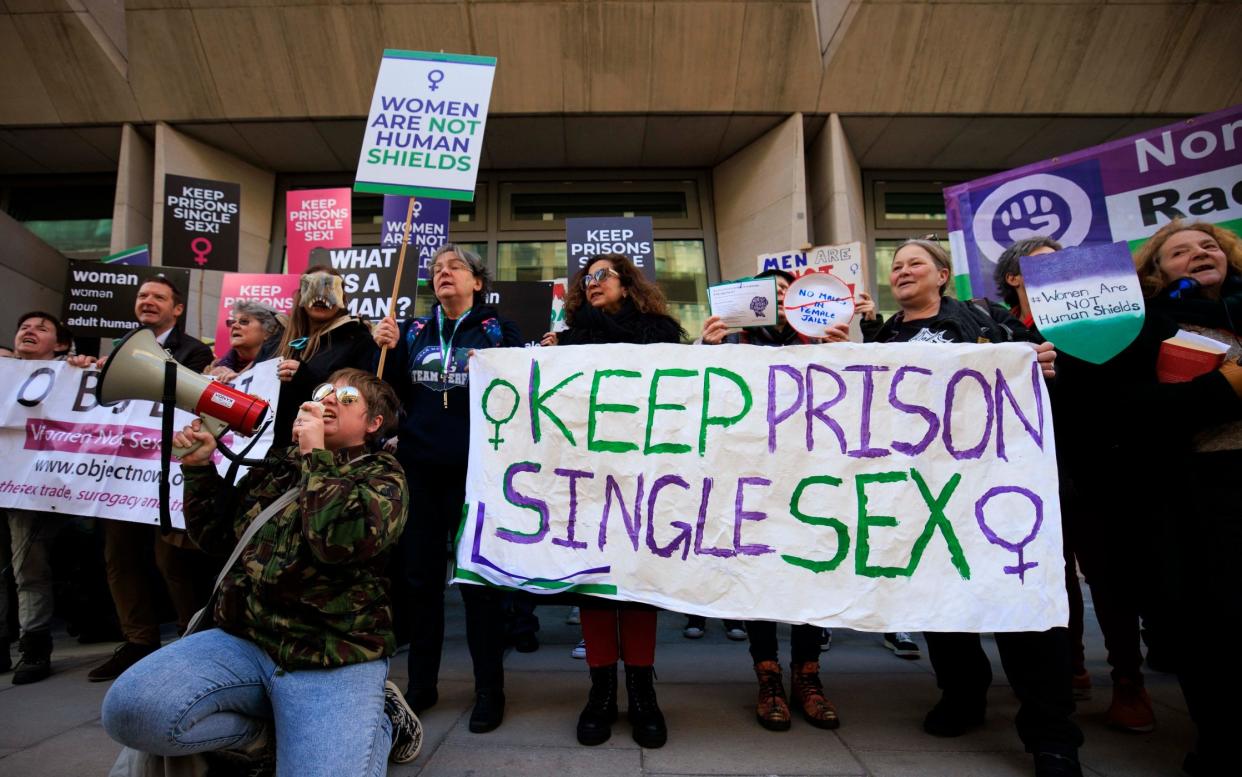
277, 359, 300, 383
540, 331, 558, 347
174, 418, 216, 467
700, 316, 731, 345
293, 401, 325, 454
374, 316, 399, 349
66, 354, 98, 369
824, 322, 851, 343
1032, 340, 1057, 379
855, 292, 876, 321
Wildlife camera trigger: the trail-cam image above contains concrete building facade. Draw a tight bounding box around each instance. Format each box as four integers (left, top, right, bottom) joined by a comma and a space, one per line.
2, 0, 1240, 341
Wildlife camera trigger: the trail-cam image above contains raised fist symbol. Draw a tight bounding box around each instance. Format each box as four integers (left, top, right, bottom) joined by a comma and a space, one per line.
997, 192, 1065, 242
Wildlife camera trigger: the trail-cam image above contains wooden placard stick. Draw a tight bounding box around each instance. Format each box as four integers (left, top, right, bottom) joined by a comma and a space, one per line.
376, 195, 417, 375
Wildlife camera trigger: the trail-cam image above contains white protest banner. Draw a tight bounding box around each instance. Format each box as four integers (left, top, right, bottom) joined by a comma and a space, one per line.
456, 343, 1066, 632
354, 50, 496, 202
757, 242, 865, 290
0, 359, 281, 528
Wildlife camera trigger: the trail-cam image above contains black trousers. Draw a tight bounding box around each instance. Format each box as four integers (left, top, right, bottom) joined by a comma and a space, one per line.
399, 461, 506, 693
747, 621, 822, 665
925, 629, 1082, 755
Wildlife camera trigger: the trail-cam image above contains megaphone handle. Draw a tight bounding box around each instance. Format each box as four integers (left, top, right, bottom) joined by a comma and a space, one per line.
172, 415, 230, 459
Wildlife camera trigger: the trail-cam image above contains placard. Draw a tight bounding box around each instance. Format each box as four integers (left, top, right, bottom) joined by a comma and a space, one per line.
566, 217, 657, 282
757, 242, 865, 291
325, 246, 419, 321
455, 343, 1066, 632
946, 104, 1242, 298
62, 262, 191, 339
0, 359, 280, 528
355, 49, 496, 202
380, 195, 451, 279
488, 281, 554, 345
162, 174, 240, 271
213, 273, 301, 358
1019, 242, 1145, 364
707, 277, 778, 329
783, 273, 855, 338
286, 188, 352, 275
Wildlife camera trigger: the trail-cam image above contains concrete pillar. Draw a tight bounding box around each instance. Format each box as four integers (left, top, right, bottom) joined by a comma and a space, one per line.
711, 113, 810, 281
0, 211, 68, 339
807, 113, 866, 247
152, 122, 276, 341
110, 123, 153, 254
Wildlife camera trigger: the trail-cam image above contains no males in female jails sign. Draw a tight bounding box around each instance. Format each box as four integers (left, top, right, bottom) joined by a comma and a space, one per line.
455, 343, 1067, 633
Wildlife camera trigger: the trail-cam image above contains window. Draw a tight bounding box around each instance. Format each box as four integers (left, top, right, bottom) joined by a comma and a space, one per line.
499, 180, 700, 231
3, 177, 116, 258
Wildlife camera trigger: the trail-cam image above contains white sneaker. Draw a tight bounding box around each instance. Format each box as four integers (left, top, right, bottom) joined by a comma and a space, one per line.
385, 680, 423, 763
566, 606, 581, 625
883, 632, 921, 659
571, 638, 586, 659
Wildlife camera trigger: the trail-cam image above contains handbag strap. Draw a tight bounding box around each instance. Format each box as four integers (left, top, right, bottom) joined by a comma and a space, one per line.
208, 488, 300, 593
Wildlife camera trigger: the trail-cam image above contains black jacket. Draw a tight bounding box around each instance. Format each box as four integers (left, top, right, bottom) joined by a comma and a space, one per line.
558, 300, 684, 345
164, 327, 214, 373
273, 318, 378, 448
865, 296, 1025, 345
381, 305, 523, 466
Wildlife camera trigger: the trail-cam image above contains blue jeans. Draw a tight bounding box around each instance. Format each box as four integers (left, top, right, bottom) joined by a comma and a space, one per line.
101, 629, 391, 777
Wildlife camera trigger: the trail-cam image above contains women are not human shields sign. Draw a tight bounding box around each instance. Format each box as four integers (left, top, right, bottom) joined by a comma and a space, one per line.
354, 49, 496, 202
456, 343, 1068, 633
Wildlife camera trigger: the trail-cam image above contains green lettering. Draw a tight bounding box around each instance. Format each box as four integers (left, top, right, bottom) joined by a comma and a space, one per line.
908, 469, 970, 580
644, 368, 697, 455
529, 360, 582, 446
588, 369, 641, 453
698, 367, 752, 456
781, 475, 849, 573
855, 471, 909, 578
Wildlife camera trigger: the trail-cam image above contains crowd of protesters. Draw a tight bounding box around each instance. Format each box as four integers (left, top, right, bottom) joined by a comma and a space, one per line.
2, 223, 1238, 777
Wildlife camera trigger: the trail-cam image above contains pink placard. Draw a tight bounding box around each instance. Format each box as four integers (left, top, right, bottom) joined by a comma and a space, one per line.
214, 273, 301, 358
286, 188, 352, 274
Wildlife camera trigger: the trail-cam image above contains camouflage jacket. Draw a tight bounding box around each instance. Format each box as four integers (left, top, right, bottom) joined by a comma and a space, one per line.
182, 445, 408, 669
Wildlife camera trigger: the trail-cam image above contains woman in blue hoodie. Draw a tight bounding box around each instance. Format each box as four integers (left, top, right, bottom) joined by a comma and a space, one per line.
374, 244, 524, 735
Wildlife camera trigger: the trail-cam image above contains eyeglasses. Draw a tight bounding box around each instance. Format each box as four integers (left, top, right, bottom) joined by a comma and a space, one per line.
581, 267, 620, 289
225, 317, 255, 328
311, 383, 363, 406
431, 258, 473, 275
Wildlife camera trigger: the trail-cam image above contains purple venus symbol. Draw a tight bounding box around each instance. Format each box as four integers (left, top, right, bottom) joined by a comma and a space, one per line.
974, 486, 1043, 583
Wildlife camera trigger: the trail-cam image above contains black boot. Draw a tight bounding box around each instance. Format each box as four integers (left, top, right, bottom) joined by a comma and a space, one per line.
0, 638, 11, 674
577, 664, 618, 746
12, 630, 52, 685
624, 665, 667, 748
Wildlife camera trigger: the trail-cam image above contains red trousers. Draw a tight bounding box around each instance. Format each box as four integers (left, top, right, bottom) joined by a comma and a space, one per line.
581, 605, 657, 668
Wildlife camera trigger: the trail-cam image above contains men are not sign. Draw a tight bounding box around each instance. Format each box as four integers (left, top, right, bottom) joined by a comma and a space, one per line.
457, 343, 1067, 633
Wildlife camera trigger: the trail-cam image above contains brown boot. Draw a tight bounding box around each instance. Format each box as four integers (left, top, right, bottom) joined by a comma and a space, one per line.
790, 661, 840, 729
753, 660, 791, 731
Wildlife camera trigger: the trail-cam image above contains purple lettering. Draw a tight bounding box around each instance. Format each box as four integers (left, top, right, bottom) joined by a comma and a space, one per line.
943, 368, 994, 460
496, 462, 549, 544
693, 477, 733, 557
599, 474, 644, 551
844, 364, 891, 458
767, 365, 804, 453
552, 468, 592, 549
888, 366, 940, 456
993, 362, 1045, 461
805, 364, 847, 454
645, 475, 692, 559
733, 477, 774, 556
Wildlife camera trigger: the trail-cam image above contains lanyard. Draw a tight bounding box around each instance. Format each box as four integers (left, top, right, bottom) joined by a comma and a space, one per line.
436, 306, 471, 402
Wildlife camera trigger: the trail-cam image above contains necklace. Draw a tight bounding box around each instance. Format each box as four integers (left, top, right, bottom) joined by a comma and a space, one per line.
437, 306, 471, 409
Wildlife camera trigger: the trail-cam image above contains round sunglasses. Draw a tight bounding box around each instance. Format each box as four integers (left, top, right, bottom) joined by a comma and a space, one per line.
311, 383, 363, 406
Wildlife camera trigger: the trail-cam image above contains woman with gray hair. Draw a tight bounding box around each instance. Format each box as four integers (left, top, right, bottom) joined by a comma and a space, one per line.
207, 299, 285, 382
373, 244, 524, 734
